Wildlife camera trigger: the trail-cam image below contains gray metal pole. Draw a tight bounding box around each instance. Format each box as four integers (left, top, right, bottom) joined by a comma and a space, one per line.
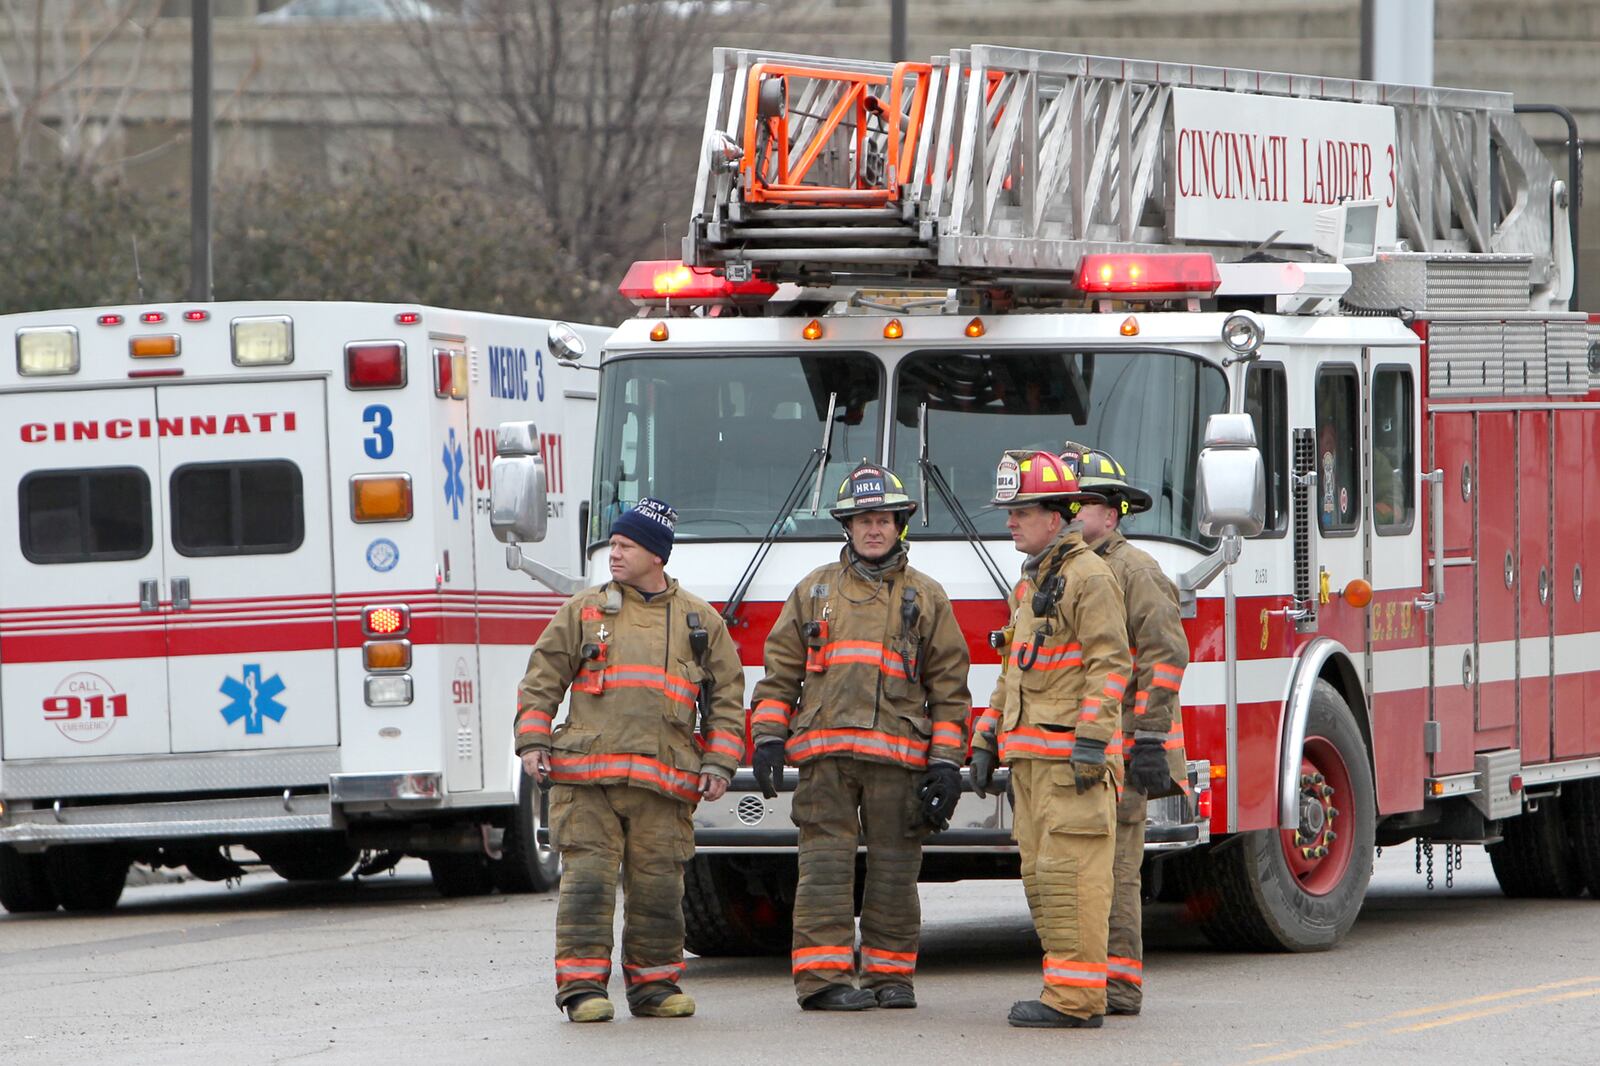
190, 0, 213, 302
1359, 0, 1376, 81
889, 0, 906, 63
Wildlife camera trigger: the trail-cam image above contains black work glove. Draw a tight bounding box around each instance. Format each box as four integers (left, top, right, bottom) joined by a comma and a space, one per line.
1128, 734, 1170, 796
752, 740, 785, 800
1070, 735, 1110, 794
918, 762, 962, 831
969, 733, 998, 798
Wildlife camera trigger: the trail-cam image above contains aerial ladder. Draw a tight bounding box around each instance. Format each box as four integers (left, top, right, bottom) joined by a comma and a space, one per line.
686, 44, 1575, 312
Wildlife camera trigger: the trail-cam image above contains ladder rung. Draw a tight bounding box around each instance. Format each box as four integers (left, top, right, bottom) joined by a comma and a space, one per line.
724, 226, 920, 243
728, 247, 936, 263
740, 207, 904, 222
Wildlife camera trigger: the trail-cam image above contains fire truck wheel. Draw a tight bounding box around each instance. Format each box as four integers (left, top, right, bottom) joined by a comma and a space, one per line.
1186, 679, 1375, 952
0, 845, 59, 914
682, 854, 796, 957
1489, 794, 1584, 899
494, 772, 562, 894
1563, 778, 1600, 897
427, 851, 498, 898
43, 846, 130, 913
259, 834, 361, 882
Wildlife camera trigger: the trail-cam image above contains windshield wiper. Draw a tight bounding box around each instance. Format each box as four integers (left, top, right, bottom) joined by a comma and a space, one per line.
916, 402, 1011, 601
721, 392, 838, 625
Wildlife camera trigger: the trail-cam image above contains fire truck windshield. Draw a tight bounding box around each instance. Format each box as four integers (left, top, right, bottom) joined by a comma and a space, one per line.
890, 347, 1227, 547
590, 352, 883, 543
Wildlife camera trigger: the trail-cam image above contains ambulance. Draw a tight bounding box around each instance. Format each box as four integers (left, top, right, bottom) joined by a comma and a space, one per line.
0, 301, 607, 912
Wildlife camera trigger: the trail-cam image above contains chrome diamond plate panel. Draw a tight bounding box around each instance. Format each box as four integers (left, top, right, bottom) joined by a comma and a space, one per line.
0, 747, 339, 798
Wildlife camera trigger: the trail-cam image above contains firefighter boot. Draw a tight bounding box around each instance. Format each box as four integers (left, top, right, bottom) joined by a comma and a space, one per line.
550, 785, 622, 1012
618, 786, 696, 1016
1008, 1000, 1105, 1029
565, 994, 616, 1023
1107, 786, 1148, 1016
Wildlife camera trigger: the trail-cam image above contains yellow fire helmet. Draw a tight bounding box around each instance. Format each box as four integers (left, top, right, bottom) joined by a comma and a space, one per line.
1060, 441, 1153, 516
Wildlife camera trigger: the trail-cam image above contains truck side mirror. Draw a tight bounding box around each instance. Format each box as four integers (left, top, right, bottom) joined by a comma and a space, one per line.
1196, 412, 1266, 539
490, 421, 549, 544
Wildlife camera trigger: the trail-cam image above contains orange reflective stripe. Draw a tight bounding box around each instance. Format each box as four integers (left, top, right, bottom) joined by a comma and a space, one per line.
704, 730, 746, 761
516, 709, 553, 738
549, 753, 702, 802
1132, 691, 1150, 716
596, 665, 699, 708
1102, 673, 1128, 699
1151, 663, 1184, 691
820, 640, 909, 679
555, 956, 612, 983
1042, 956, 1108, 988
1011, 640, 1083, 671
1107, 956, 1143, 985
751, 699, 791, 728
1000, 727, 1124, 761
623, 961, 685, 986
932, 721, 966, 745
861, 946, 916, 974
1166, 719, 1186, 750
786, 728, 930, 768
792, 945, 855, 972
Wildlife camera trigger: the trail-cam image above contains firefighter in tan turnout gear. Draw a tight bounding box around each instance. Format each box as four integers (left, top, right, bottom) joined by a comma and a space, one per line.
750, 462, 973, 1012
514, 498, 747, 1023
968, 450, 1131, 1028
1062, 443, 1190, 1017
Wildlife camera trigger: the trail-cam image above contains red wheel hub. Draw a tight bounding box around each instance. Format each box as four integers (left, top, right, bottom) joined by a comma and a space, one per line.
1279, 735, 1355, 895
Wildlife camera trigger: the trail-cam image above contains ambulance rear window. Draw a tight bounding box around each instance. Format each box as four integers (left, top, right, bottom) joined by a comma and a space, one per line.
19, 467, 152, 564
170, 460, 304, 557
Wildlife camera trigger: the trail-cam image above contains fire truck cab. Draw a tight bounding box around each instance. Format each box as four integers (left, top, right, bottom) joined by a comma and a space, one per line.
533, 45, 1600, 954
0, 301, 606, 912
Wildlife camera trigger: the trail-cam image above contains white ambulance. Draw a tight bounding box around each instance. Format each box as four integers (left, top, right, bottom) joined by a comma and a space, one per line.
0, 301, 606, 912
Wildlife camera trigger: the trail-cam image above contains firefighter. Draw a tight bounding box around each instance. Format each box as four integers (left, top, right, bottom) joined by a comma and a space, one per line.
749, 461, 972, 1012
1061, 442, 1190, 1017
967, 450, 1131, 1028
514, 498, 747, 1023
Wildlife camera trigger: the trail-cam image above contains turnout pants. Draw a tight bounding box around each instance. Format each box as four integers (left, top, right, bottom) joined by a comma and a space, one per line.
549, 782, 694, 1012
1009, 757, 1117, 1019
790, 757, 926, 1001
1108, 785, 1147, 1012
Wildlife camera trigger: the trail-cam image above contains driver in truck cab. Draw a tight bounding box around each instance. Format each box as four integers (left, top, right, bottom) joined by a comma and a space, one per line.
748, 461, 973, 1013
513, 498, 747, 1023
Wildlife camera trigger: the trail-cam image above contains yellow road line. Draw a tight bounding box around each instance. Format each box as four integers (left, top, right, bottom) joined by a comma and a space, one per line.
1243, 977, 1600, 1063
1390, 986, 1600, 1034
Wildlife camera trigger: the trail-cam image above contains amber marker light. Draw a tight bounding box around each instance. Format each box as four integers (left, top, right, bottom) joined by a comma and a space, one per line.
883, 318, 904, 339
1120, 316, 1140, 337
1343, 579, 1374, 608
351, 475, 414, 522
964, 317, 985, 338
649, 321, 669, 342
802, 319, 824, 341
130, 334, 180, 358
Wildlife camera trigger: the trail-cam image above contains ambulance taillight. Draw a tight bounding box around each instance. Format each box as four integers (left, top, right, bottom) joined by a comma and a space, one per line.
345, 341, 407, 390
17, 327, 80, 376
362, 605, 410, 636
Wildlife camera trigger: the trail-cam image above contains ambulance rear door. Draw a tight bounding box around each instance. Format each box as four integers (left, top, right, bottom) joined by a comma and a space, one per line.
1, 387, 174, 760
158, 379, 338, 753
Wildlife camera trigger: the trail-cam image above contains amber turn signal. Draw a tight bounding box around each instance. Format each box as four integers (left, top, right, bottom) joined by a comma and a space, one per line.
351, 475, 413, 522
1343, 579, 1373, 609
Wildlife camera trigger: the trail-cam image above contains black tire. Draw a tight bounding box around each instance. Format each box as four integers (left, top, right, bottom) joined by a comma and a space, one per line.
43, 846, 130, 912
259, 834, 360, 882
0, 845, 59, 914
1489, 794, 1584, 899
682, 854, 796, 957
427, 851, 497, 898
1185, 679, 1375, 952
494, 772, 561, 894
1563, 778, 1600, 898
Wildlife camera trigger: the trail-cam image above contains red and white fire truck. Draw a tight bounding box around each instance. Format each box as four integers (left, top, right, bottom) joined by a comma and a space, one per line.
513, 44, 1599, 953
0, 301, 608, 911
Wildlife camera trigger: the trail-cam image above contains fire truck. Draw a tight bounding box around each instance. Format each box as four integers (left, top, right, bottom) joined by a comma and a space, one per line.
0, 301, 608, 912
491, 44, 1599, 954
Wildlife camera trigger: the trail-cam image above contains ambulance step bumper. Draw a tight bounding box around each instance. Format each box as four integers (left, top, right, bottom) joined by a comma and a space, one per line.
0, 793, 333, 846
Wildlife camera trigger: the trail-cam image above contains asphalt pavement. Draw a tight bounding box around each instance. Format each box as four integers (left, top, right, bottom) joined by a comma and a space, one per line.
2, 847, 1598, 1065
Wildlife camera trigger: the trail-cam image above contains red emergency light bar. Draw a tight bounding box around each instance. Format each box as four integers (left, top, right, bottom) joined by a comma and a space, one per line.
1075, 253, 1221, 297
618, 259, 777, 306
